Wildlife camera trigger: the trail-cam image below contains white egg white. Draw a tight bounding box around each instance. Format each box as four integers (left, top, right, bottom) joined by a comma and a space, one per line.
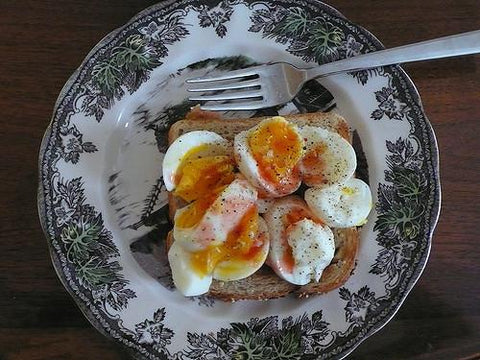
286, 219, 335, 285
299, 126, 357, 188
168, 240, 212, 297
234, 129, 269, 192
263, 196, 335, 285
304, 178, 373, 228
162, 130, 230, 191
256, 198, 275, 213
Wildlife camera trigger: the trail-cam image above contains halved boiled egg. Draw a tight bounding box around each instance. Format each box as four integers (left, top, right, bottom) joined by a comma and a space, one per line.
263, 196, 335, 286
299, 126, 356, 188
162, 131, 234, 202
234, 116, 304, 198
168, 213, 269, 295
169, 179, 270, 296
304, 178, 372, 228
174, 179, 257, 251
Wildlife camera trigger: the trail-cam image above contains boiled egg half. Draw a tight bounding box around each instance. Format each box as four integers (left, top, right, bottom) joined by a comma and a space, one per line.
162, 130, 234, 202
168, 179, 270, 296
234, 116, 304, 198
305, 178, 372, 228
299, 126, 357, 188
263, 196, 335, 286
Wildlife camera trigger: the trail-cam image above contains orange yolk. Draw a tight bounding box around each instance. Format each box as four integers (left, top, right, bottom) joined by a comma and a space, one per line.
190, 206, 262, 277
248, 118, 304, 183
301, 143, 327, 185
282, 207, 324, 273
174, 144, 210, 181
174, 155, 235, 202
174, 186, 226, 229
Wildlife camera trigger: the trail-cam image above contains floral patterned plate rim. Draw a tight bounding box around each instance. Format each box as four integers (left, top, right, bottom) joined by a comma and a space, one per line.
38, 0, 440, 359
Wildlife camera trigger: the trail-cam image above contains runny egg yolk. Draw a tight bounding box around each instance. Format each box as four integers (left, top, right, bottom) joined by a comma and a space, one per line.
174, 155, 235, 202
174, 143, 210, 184
189, 206, 261, 277
282, 208, 324, 273
248, 118, 304, 183
301, 143, 327, 185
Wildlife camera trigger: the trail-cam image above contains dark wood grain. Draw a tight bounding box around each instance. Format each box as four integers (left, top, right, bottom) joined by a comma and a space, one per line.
1, 0, 479, 359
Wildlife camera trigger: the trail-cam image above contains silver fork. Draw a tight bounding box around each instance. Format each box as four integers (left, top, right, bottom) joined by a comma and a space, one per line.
186, 30, 480, 111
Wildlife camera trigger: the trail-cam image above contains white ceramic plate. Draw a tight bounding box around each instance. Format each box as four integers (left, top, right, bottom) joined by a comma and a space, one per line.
38, 1, 440, 359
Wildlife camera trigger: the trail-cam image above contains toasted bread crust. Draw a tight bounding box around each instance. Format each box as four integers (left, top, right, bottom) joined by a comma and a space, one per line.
165, 113, 359, 301
168, 112, 350, 142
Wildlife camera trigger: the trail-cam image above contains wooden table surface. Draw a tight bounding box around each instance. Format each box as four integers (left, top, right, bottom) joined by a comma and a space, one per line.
1, 0, 479, 359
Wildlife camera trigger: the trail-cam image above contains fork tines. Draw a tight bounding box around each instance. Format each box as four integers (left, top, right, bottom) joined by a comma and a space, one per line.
186, 66, 267, 110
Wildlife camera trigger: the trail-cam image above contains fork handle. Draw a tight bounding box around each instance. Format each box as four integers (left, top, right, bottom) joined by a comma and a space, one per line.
306, 30, 480, 79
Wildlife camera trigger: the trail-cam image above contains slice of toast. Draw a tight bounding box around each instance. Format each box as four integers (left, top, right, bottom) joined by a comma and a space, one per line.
166, 113, 359, 301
